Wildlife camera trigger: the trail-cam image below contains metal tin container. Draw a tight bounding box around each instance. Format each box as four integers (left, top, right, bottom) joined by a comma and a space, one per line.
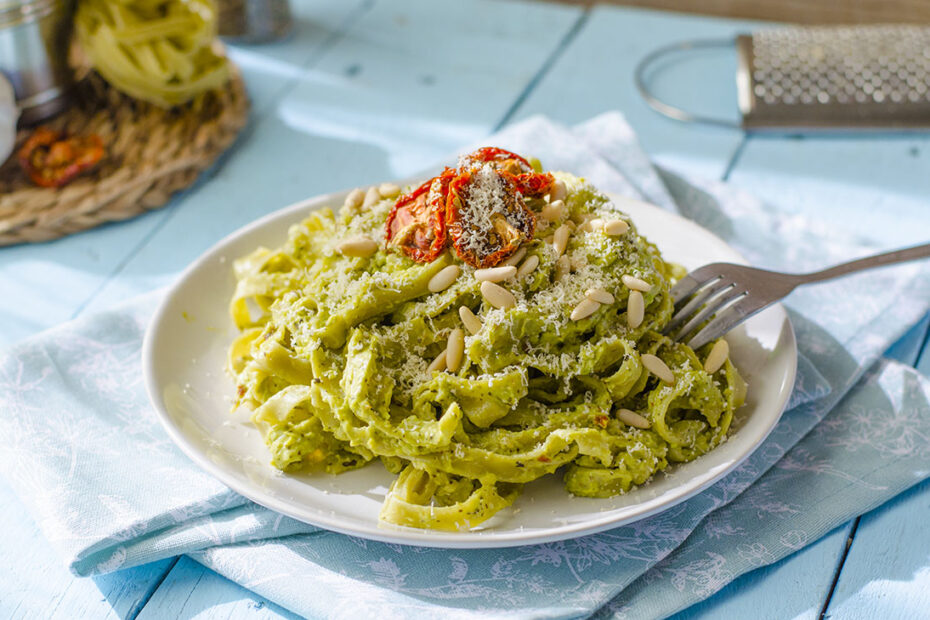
0, 0, 72, 125
217, 0, 292, 44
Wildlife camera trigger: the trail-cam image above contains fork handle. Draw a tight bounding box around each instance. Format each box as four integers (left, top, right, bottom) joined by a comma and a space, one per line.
800, 242, 930, 284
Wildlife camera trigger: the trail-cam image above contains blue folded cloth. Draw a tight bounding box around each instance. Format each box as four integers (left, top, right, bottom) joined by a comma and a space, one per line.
1, 114, 928, 619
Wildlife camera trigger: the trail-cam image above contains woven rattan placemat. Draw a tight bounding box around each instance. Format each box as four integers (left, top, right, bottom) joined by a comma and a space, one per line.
0, 67, 249, 246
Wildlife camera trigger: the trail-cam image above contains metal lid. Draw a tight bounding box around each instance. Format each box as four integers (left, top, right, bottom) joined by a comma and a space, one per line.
0, 0, 62, 29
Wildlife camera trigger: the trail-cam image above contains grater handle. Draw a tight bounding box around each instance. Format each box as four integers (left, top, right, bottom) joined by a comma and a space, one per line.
634, 37, 742, 129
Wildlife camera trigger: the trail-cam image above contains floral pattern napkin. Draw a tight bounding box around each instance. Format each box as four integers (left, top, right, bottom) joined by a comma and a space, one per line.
0, 113, 928, 619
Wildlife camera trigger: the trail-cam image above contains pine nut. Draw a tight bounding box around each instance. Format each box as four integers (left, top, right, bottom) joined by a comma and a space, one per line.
549, 179, 567, 202
554, 255, 571, 281
703, 339, 730, 374
379, 182, 401, 198
571, 298, 601, 321
446, 328, 465, 372
622, 275, 651, 292
459, 306, 482, 335
503, 246, 527, 267
336, 236, 378, 257
480, 281, 516, 309
540, 200, 564, 221
585, 288, 615, 305
553, 224, 571, 257
617, 408, 651, 429
428, 265, 461, 292
642, 354, 675, 384
627, 290, 644, 328
344, 188, 364, 211
428, 349, 447, 372
475, 265, 517, 282
363, 186, 381, 208
516, 254, 539, 278
604, 219, 630, 236
587, 218, 604, 232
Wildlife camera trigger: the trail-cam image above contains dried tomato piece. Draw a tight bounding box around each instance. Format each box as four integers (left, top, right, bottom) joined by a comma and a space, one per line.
385, 169, 452, 262
462, 148, 551, 197
18, 127, 105, 188
507, 171, 554, 198
461, 146, 533, 176
446, 167, 536, 268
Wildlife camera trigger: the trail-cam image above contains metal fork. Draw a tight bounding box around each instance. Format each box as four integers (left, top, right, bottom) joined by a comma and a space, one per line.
666, 242, 930, 349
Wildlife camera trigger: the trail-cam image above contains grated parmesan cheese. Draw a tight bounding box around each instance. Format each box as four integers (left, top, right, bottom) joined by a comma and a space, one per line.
452, 164, 533, 264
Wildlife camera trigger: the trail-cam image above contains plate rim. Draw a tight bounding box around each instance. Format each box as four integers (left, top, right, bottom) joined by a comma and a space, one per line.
143, 187, 797, 548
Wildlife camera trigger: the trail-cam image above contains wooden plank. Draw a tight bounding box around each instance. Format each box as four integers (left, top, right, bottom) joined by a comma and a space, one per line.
0, 478, 175, 620
552, 0, 930, 25
726, 136, 930, 251
226, 0, 375, 115
0, 213, 172, 349
135, 557, 299, 620
78, 0, 582, 314
670, 524, 854, 620
510, 5, 757, 180
824, 479, 930, 619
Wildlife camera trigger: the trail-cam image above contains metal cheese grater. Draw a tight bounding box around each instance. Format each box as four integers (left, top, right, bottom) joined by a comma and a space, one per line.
636, 25, 930, 131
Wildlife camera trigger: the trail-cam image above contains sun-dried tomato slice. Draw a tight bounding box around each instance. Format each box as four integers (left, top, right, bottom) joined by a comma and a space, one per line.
460, 146, 534, 176
446, 166, 536, 268
385, 169, 452, 262
18, 127, 105, 188
461, 148, 551, 197
506, 171, 554, 199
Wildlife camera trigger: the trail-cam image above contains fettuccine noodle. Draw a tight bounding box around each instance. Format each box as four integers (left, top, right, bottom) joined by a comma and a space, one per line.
228, 164, 746, 531
75, 0, 229, 107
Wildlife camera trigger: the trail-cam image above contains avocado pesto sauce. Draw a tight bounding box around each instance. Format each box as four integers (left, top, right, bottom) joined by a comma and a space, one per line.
227, 160, 746, 531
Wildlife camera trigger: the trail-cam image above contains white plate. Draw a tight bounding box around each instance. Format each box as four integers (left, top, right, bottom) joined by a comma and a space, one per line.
143, 189, 797, 548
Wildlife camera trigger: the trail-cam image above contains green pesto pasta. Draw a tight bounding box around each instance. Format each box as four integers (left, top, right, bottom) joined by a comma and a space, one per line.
228, 166, 746, 531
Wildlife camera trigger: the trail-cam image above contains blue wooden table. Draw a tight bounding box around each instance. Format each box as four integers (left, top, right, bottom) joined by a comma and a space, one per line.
2, 1, 929, 618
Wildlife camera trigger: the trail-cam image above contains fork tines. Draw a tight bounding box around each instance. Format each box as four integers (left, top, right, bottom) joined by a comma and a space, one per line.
664, 264, 750, 350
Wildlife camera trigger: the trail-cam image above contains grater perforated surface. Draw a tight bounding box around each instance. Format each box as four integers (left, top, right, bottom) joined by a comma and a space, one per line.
737, 26, 930, 129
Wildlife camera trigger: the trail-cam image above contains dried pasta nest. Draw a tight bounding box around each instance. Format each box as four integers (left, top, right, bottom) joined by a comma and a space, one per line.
0, 64, 249, 246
